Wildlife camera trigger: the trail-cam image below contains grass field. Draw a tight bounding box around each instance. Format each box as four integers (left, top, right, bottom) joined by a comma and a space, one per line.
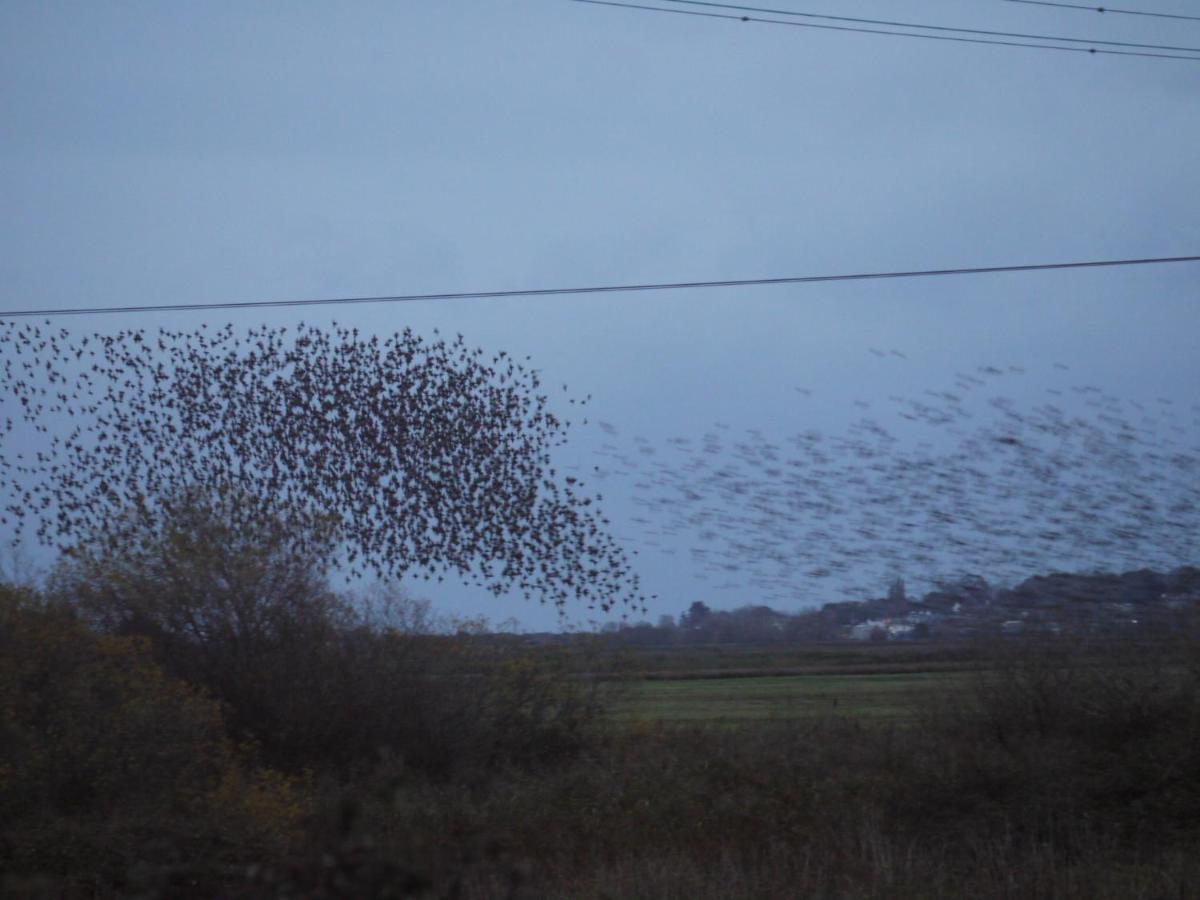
600, 640, 978, 724
608, 639, 979, 677
611, 670, 969, 723
604, 636, 1189, 725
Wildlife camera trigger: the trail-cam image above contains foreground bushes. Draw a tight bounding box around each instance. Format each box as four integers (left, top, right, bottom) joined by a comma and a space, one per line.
1, 569, 610, 895
0, 586, 305, 894
908, 638, 1200, 849
52, 499, 607, 779
5, 561, 1200, 897
312, 636, 1200, 898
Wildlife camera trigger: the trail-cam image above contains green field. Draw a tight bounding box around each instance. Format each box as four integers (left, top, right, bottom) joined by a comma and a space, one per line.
599, 640, 979, 724
603, 637, 1185, 725
608, 639, 979, 677
612, 670, 968, 723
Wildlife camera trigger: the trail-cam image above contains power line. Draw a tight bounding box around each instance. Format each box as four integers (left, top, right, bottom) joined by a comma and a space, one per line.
2, 256, 1197, 319
655, 0, 1200, 53
1002, 0, 1200, 23
572, 0, 1200, 61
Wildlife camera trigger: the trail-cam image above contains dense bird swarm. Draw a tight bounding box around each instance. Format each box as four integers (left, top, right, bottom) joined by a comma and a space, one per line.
0, 322, 643, 612
590, 365, 1200, 604
3, 319, 1196, 613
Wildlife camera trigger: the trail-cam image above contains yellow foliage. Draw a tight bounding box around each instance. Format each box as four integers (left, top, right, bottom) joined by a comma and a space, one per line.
207, 764, 311, 852
0, 583, 305, 882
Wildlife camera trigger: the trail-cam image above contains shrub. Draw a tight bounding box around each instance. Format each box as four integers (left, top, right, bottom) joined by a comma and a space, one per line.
907, 636, 1200, 848
53, 500, 611, 778
0, 584, 304, 892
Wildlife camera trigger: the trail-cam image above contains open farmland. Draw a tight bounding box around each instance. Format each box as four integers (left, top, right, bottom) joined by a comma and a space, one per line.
611, 639, 979, 677
612, 670, 967, 723
600, 641, 979, 724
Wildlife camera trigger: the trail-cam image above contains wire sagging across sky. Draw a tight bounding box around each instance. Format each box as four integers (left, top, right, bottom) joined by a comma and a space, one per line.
572, 0, 1200, 61
1, 256, 1197, 319
654, 0, 1200, 53
1002, 0, 1200, 23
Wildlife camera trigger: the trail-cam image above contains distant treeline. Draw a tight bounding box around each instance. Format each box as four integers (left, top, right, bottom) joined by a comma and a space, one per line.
601, 565, 1200, 645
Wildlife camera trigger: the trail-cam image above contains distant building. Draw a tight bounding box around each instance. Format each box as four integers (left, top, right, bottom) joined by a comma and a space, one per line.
849, 618, 915, 641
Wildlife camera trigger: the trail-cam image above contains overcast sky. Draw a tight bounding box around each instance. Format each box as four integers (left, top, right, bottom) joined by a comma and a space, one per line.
2, 1, 1198, 629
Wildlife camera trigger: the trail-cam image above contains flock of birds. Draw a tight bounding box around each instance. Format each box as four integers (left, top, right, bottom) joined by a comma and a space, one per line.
2, 320, 1196, 615
580, 357, 1199, 606
0, 321, 644, 612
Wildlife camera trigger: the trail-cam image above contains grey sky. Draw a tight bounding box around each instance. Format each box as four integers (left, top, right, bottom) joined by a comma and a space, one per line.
2, 1, 1197, 629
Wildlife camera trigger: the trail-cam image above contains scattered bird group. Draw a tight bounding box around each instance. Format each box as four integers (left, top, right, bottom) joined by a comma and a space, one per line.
585, 360, 1199, 605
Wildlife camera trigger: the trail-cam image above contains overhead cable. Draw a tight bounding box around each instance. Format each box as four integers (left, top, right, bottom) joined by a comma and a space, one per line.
572, 0, 1200, 61
655, 0, 1200, 53
2, 255, 1197, 319
1002, 0, 1200, 23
